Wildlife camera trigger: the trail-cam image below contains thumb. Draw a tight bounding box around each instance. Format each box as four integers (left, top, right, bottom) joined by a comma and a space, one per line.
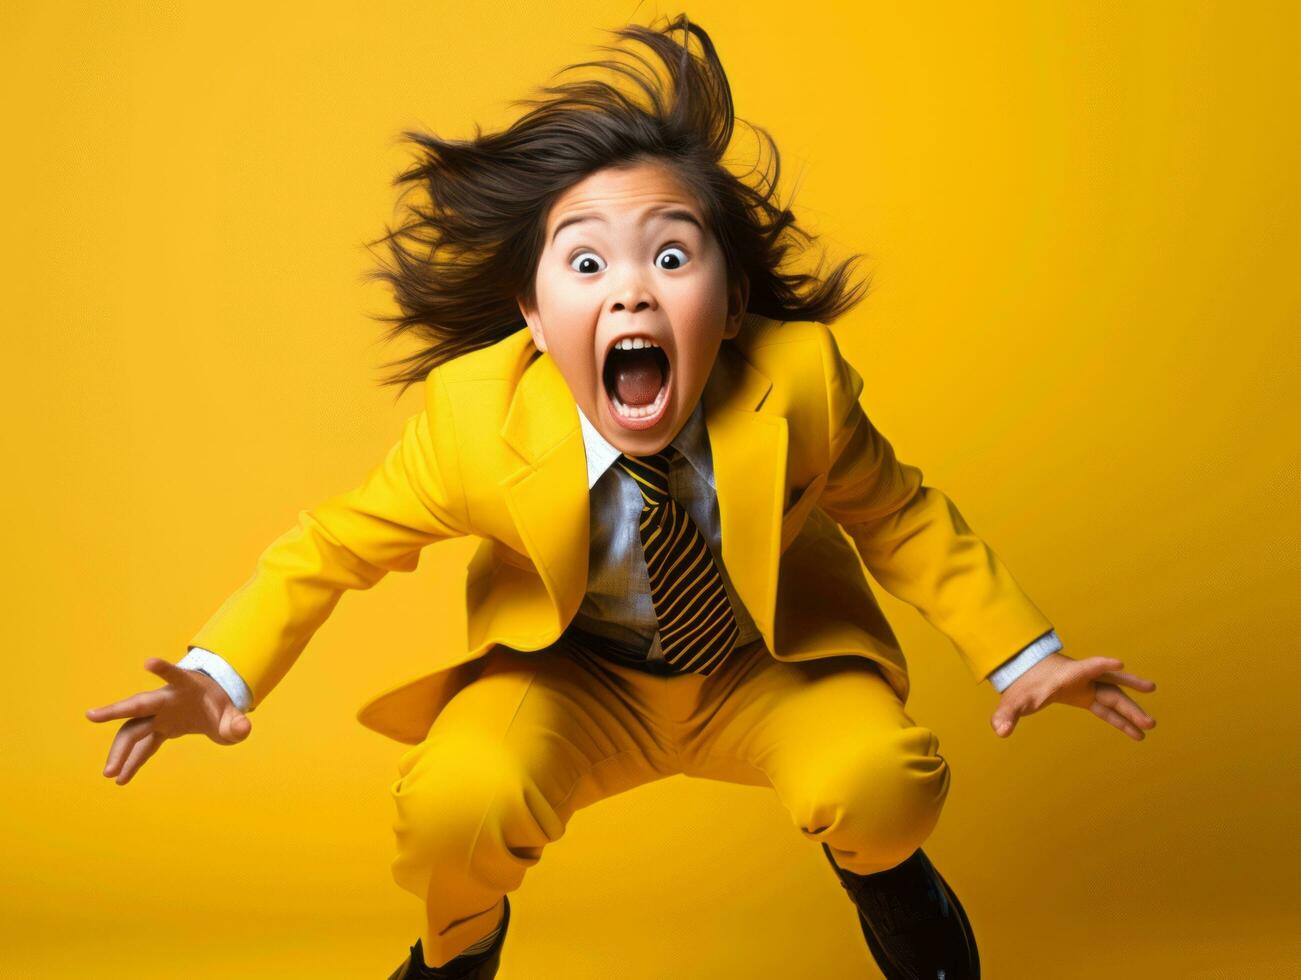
220, 709, 252, 743
991, 705, 1019, 738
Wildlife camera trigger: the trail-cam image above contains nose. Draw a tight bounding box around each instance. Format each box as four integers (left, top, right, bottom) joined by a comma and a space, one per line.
607, 266, 658, 315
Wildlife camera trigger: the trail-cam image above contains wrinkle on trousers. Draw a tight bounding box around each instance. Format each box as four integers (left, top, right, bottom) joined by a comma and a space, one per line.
388, 635, 951, 968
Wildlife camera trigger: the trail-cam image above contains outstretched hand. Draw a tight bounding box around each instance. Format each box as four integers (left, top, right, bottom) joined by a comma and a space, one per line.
86, 657, 252, 785
990, 652, 1156, 740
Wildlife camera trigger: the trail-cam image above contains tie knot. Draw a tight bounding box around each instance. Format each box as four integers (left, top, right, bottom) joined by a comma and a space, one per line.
615, 449, 673, 506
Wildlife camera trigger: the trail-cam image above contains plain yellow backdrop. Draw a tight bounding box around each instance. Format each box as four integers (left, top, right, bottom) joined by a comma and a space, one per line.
4, 1, 1297, 976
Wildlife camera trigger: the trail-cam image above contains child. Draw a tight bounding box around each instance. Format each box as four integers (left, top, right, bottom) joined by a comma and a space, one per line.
87, 15, 1157, 979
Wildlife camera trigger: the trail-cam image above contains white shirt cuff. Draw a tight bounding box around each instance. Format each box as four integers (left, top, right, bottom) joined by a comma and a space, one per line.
988, 629, 1062, 693
177, 647, 254, 713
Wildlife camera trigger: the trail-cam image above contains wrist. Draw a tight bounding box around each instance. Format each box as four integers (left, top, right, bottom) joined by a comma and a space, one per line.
189, 667, 234, 706
1009, 651, 1069, 688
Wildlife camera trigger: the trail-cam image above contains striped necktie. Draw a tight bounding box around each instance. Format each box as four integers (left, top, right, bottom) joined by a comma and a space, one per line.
614, 449, 740, 676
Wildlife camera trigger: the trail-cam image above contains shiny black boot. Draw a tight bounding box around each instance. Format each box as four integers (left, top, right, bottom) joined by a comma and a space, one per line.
822, 843, 979, 979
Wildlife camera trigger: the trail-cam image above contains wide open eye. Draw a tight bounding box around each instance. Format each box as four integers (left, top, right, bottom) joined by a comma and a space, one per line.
656, 246, 688, 270
569, 251, 606, 274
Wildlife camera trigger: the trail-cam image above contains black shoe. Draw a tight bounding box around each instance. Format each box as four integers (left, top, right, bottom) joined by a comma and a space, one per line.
388, 895, 510, 980
822, 843, 979, 980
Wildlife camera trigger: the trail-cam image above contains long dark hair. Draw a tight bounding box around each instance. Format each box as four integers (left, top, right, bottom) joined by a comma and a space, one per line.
363, 13, 870, 395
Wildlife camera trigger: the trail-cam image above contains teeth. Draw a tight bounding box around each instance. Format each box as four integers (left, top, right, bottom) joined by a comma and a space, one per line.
613, 336, 660, 351
612, 383, 669, 420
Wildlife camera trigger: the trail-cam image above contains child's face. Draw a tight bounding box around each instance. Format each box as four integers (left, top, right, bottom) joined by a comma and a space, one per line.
517, 159, 747, 457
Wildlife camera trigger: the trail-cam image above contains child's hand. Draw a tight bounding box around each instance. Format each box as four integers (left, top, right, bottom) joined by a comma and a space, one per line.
989, 652, 1157, 740
86, 657, 252, 785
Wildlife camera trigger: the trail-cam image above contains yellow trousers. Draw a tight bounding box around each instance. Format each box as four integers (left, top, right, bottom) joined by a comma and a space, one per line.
388, 635, 951, 968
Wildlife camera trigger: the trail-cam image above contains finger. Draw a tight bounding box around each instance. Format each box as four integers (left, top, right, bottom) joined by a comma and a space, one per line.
1100, 687, 1156, 730
143, 657, 195, 686
104, 717, 154, 777
1089, 700, 1145, 740
115, 730, 164, 785
1078, 657, 1125, 680
1097, 670, 1157, 693
1096, 685, 1156, 730
87, 689, 169, 723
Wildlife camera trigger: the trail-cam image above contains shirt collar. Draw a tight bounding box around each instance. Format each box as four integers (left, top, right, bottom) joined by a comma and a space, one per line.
576, 401, 714, 491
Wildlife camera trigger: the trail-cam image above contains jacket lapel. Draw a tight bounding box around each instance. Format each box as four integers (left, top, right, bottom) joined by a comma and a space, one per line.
703, 341, 786, 642
496, 336, 786, 649
498, 350, 591, 646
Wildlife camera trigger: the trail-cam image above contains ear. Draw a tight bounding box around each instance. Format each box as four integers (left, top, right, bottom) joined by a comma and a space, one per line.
722, 273, 750, 339
516, 295, 547, 353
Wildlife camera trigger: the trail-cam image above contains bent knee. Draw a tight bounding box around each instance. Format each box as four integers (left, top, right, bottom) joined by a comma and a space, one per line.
390, 733, 529, 858
793, 726, 951, 862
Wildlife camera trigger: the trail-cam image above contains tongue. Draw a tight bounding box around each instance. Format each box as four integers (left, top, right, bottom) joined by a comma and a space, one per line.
613, 350, 664, 406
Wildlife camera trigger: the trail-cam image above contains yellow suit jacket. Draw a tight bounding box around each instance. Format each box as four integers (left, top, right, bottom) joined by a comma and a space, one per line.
188, 317, 1054, 744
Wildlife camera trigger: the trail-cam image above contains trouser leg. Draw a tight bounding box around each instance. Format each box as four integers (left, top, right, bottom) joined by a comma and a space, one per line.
388, 642, 673, 968
678, 643, 952, 875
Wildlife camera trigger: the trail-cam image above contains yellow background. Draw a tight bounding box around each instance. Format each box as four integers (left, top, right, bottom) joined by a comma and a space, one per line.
4, 1, 1297, 976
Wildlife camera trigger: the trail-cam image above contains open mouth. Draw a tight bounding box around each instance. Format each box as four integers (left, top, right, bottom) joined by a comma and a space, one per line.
602, 335, 672, 430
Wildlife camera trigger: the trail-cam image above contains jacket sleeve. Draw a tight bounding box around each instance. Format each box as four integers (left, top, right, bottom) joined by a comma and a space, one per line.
812, 326, 1057, 685
185, 369, 470, 712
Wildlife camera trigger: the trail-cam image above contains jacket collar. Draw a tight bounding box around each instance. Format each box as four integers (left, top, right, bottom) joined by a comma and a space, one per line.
699, 336, 786, 641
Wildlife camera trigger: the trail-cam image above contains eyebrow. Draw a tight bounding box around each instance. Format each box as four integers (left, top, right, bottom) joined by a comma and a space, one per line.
550, 206, 704, 246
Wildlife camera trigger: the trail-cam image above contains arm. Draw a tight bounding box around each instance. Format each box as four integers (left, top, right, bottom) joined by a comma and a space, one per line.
812, 326, 1057, 685
185, 369, 470, 713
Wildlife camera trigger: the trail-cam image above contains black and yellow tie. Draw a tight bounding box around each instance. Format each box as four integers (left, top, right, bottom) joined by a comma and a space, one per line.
614, 449, 740, 676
